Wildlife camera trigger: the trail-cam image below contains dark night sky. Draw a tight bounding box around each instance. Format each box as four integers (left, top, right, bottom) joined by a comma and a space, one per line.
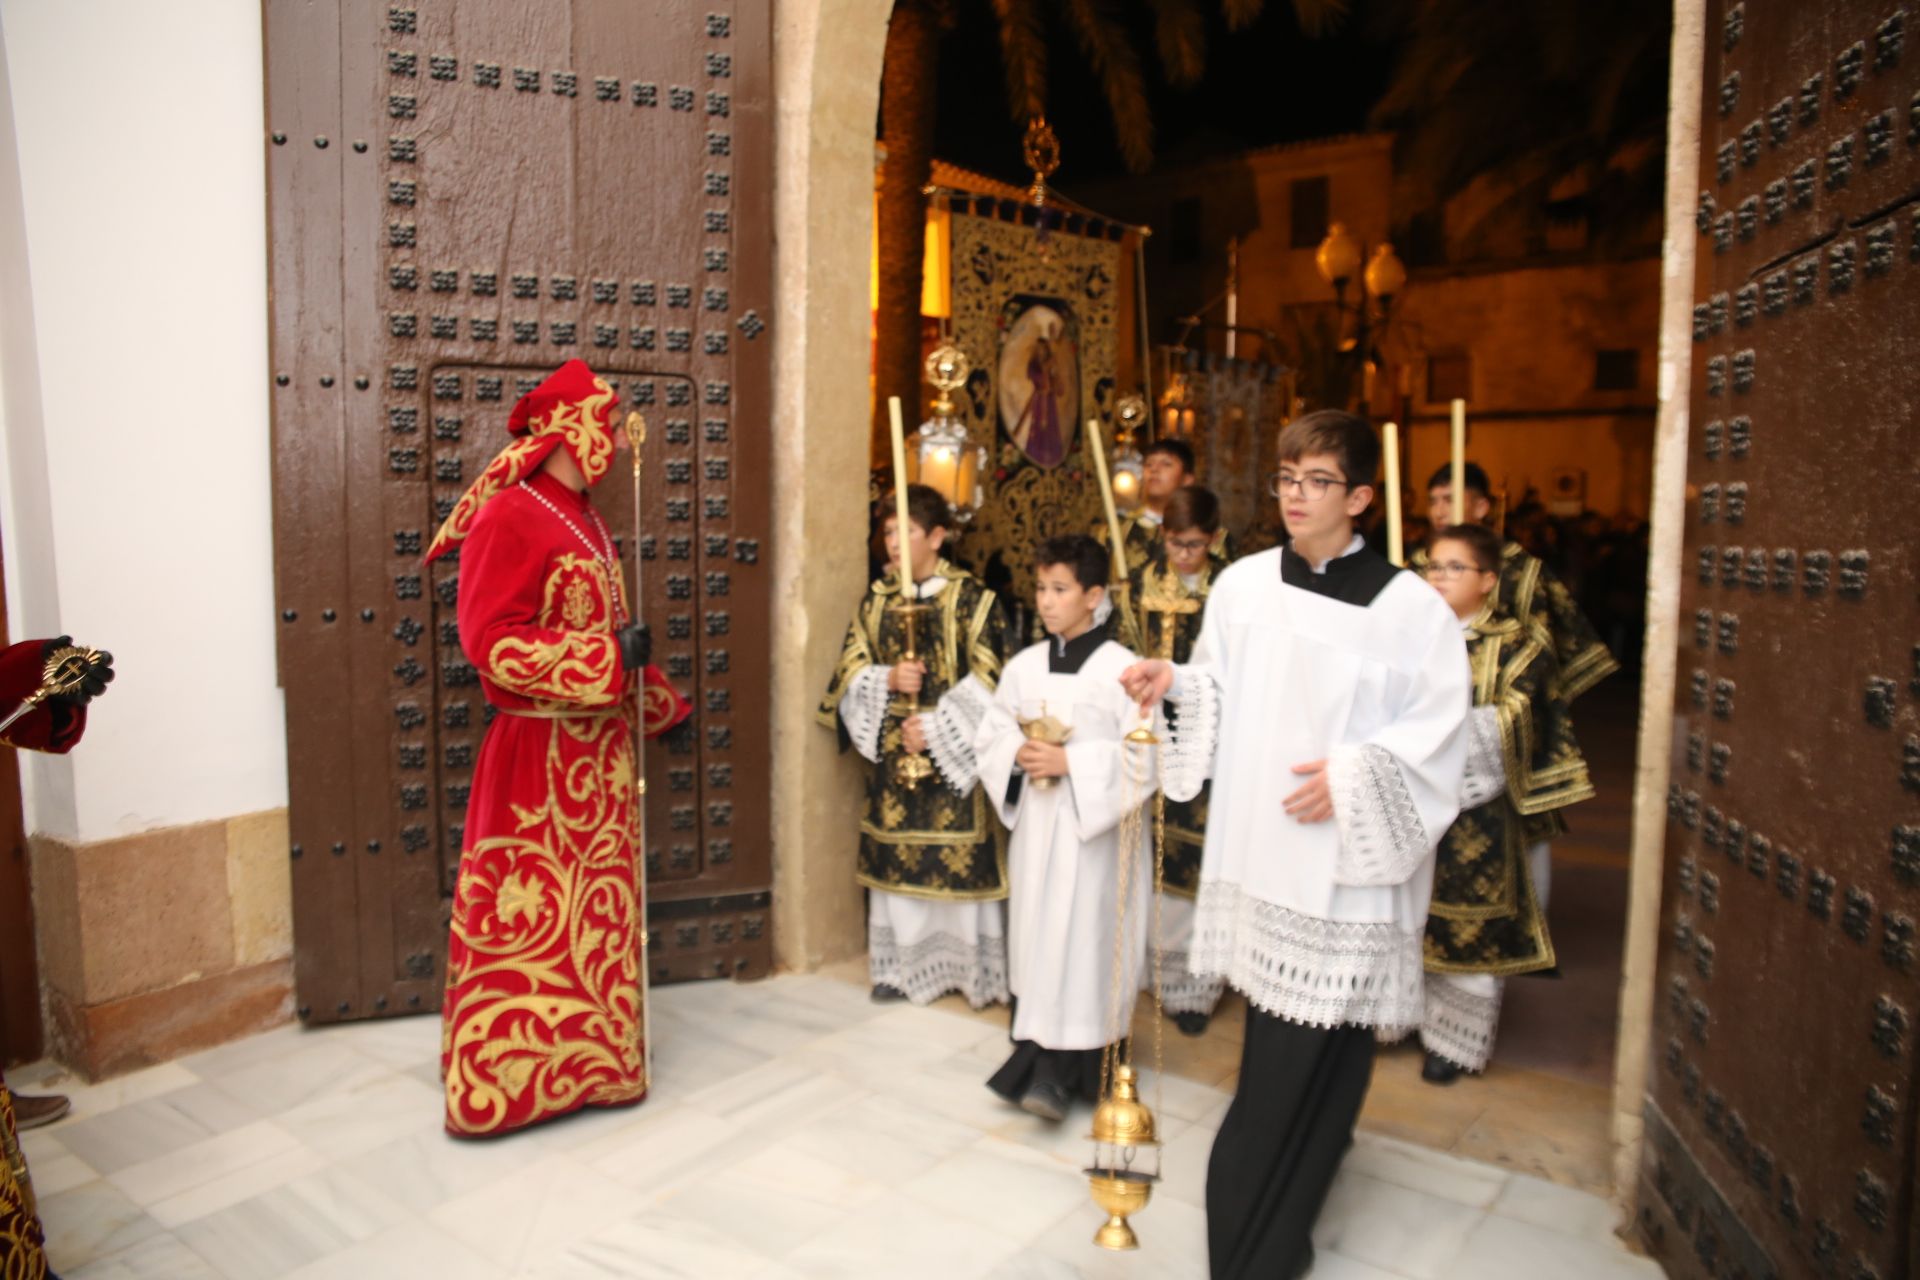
928, 1, 1402, 188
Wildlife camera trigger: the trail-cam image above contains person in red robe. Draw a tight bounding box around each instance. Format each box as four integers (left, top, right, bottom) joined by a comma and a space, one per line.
0, 635, 112, 1280
425, 359, 690, 1138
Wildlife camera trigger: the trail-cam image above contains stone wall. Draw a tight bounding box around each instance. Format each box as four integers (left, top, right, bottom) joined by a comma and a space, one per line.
30, 810, 293, 1078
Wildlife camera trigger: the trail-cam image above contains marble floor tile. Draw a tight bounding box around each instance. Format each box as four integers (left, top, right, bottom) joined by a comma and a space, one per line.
35, 1061, 201, 1127
1434, 1212, 1664, 1280
272, 1063, 444, 1161
328, 1130, 508, 1218
202, 1039, 383, 1116
28, 970, 1658, 1279
903, 1134, 1100, 1243
56, 1083, 266, 1175
782, 1188, 1026, 1278
106, 1119, 305, 1211
66, 1232, 224, 1280
1339, 1131, 1512, 1210
784, 1089, 988, 1185
679, 1055, 866, 1143
1311, 1169, 1484, 1280
429, 1150, 661, 1270
577, 1100, 755, 1200
282, 1220, 510, 1280
172, 1178, 362, 1278
527, 1206, 779, 1279
660, 1136, 891, 1258
1487, 1170, 1629, 1243
37, 1177, 166, 1272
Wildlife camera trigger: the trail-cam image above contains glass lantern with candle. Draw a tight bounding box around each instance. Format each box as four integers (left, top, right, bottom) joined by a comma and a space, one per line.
908, 343, 988, 522
1108, 393, 1148, 512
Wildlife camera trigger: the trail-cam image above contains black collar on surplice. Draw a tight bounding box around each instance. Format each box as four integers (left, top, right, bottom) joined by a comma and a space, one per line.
1048, 619, 1110, 674
1279, 540, 1401, 608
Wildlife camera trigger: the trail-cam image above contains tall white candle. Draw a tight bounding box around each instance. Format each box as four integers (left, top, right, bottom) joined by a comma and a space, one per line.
1383, 421, 1403, 567
1450, 398, 1467, 527
887, 397, 915, 597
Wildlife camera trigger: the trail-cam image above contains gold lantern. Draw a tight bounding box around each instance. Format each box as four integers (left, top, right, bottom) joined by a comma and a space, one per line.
1108, 393, 1148, 512
908, 344, 987, 522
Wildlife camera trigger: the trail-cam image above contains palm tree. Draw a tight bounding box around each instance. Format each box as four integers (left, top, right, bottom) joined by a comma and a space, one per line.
1367, 0, 1670, 257
871, 0, 1347, 461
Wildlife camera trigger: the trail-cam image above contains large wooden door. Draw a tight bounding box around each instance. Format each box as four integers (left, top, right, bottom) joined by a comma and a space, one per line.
1637, 3, 1920, 1276
265, 0, 774, 1026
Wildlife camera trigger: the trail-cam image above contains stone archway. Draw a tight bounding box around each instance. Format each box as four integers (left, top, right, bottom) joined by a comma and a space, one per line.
766, 0, 899, 970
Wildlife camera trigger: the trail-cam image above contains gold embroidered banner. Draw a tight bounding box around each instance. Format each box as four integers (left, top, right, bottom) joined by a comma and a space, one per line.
947, 210, 1122, 602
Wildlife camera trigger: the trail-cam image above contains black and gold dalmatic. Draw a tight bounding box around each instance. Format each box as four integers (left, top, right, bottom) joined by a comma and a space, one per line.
1410, 540, 1618, 703
1129, 553, 1216, 898
817, 562, 1009, 899
1424, 609, 1595, 976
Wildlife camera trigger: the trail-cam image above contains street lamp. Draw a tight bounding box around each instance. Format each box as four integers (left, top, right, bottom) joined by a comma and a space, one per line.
1314, 222, 1407, 417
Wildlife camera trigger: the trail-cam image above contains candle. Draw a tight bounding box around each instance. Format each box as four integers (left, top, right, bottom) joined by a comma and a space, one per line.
921, 444, 959, 504
1382, 421, 1403, 567
887, 397, 915, 597
1450, 398, 1467, 527
1085, 418, 1129, 584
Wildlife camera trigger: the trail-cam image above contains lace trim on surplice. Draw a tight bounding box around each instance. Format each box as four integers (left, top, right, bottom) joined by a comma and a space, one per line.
1420, 974, 1503, 1072
869, 925, 1009, 1009
1190, 880, 1425, 1035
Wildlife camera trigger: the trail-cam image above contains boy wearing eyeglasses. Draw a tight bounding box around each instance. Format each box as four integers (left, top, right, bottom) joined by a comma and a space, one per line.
1417, 524, 1593, 1084
1121, 410, 1469, 1280
1129, 485, 1230, 1035
1416, 463, 1615, 916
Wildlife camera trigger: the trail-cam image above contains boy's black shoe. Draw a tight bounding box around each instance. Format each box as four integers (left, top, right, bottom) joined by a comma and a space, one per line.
1173, 1011, 1212, 1037
1020, 1080, 1070, 1122
870, 983, 908, 1003
1421, 1051, 1463, 1085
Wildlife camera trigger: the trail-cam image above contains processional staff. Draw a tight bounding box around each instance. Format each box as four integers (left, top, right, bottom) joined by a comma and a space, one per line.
622, 410, 656, 1088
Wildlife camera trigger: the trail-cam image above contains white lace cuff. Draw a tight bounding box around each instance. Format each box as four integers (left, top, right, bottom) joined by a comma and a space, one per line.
1162, 668, 1219, 804
1460, 705, 1506, 809
839, 664, 890, 763
928, 676, 993, 794
1328, 742, 1434, 886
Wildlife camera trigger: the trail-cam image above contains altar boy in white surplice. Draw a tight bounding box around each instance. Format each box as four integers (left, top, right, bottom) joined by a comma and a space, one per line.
974, 534, 1153, 1124
1122, 411, 1470, 1280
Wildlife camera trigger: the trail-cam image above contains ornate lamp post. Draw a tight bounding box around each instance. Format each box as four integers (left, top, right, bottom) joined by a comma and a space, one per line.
908, 343, 988, 522
1313, 222, 1407, 418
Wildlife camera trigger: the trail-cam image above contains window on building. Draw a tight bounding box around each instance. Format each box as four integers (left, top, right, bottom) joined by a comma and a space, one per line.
1289, 176, 1329, 249
1427, 352, 1472, 403
1594, 348, 1639, 391
1169, 197, 1202, 264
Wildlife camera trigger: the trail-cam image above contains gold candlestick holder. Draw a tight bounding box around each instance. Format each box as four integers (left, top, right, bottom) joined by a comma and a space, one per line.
890, 599, 935, 791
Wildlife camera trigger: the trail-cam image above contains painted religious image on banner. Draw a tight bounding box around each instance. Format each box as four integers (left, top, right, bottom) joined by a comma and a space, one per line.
997, 297, 1080, 469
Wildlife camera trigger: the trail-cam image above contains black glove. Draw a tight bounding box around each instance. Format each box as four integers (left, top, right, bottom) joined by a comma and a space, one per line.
662, 711, 697, 753
42, 637, 114, 707
615, 623, 651, 671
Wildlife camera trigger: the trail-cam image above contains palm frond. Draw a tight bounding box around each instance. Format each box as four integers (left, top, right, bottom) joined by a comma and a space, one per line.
990, 0, 1049, 125
1145, 0, 1207, 86
1060, 0, 1156, 172
1285, 0, 1348, 37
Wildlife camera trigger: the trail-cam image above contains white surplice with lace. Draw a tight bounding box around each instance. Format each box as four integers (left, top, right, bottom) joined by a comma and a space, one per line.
1160, 543, 1470, 1035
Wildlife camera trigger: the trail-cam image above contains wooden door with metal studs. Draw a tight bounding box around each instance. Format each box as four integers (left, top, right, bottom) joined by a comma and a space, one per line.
265, 0, 773, 1027
1639, 3, 1920, 1277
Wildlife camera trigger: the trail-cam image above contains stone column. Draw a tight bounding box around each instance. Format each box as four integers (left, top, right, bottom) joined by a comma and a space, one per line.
1610, 0, 1705, 1212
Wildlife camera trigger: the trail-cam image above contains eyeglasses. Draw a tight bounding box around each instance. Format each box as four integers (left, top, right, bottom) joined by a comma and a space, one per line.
1268, 471, 1353, 500
1166, 536, 1213, 554
1422, 561, 1487, 579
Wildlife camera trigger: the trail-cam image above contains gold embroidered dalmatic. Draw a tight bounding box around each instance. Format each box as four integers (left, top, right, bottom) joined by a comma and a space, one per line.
817, 563, 1010, 899
1424, 611, 1595, 976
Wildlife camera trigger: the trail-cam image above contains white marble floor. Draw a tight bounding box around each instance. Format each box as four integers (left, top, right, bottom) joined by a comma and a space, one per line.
16, 973, 1663, 1279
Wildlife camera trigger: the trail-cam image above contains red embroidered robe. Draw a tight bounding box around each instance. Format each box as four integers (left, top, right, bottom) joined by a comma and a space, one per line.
0, 638, 87, 1280
441, 472, 686, 1137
